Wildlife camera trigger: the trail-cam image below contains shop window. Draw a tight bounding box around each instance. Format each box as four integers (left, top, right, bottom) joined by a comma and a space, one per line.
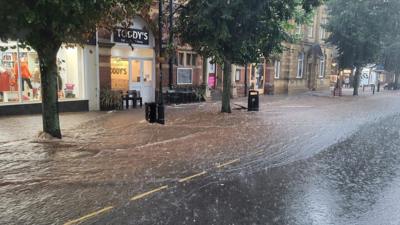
177, 68, 193, 84
235, 69, 241, 81
274, 60, 281, 79
57, 46, 83, 100
297, 53, 304, 78
111, 57, 130, 91
0, 41, 40, 103
0, 42, 83, 104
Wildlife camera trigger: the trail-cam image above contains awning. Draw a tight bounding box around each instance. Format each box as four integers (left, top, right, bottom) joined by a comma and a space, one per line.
307, 44, 324, 57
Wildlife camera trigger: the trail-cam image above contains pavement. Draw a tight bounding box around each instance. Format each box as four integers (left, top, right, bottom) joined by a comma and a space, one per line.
1, 89, 400, 225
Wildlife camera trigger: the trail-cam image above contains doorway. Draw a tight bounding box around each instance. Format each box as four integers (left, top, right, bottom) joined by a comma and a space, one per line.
129, 59, 155, 103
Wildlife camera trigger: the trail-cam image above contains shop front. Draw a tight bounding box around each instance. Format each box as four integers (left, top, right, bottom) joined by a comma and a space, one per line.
110, 17, 156, 104
0, 41, 90, 115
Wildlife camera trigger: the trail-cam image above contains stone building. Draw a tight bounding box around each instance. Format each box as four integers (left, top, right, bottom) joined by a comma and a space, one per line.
267, 6, 334, 95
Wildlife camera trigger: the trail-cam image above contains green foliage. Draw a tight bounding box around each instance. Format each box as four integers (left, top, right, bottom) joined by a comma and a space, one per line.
326, 0, 395, 68
0, 0, 149, 49
100, 89, 123, 111
382, 42, 400, 74
176, 0, 324, 65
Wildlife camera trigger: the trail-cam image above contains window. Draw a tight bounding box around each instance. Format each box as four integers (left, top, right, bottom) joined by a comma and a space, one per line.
296, 24, 302, 35
319, 55, 326, 78
178, 52, 197, 67
297, 53, 304, 78
274, 60, 281, 79
0, 41, 82, 104
308, 24, 314, 38
177, 68, 193, 84
178, 52, 184, 66
186, 53, 197, 66
320, 18, 327, 40
235, 69, 241, 81
111, 57, 129, 91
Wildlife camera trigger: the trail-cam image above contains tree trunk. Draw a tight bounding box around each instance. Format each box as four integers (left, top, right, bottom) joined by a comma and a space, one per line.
37, 44, 62, 138
221, 59, 232, 113
353, 66, 361, 96
394, 72, 399, 90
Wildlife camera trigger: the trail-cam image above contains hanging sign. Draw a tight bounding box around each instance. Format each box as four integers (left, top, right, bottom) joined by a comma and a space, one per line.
113, 27, 149, 45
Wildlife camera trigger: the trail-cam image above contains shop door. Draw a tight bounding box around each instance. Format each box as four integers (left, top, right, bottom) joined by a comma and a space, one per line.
141, 60, 155, 103
129, 59, 155, 103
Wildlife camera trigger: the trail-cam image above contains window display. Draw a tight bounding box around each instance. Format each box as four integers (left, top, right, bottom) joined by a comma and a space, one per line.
0, 41, 83, 104
111, 57, 129, 91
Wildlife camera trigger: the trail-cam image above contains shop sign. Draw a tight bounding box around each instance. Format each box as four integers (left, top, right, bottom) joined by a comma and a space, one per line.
114, 27, 149, 45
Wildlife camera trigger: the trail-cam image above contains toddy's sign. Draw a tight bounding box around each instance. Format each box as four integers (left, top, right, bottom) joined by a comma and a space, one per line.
114, 27, 149, 45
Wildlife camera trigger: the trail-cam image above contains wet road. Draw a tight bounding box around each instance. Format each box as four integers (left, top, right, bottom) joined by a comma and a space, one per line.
1, 91, 400, 225
90, 114, 400, 225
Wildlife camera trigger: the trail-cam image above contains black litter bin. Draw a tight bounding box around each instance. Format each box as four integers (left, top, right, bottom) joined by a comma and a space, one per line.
248, 90, 259, 112
145, 103, 157, 123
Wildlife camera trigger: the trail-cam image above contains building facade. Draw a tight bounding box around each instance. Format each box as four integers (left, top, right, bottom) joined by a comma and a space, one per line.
0, 4, 336, 115
267, 6, 334, 95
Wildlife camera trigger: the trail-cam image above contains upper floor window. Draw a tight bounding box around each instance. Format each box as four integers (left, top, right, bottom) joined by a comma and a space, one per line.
296, 24, 302, 35
307, 24, 314, 38
297, 53, 304, 78
320, 18, 327, 40
178, 52, 184, 66
177, 52, 197, 67
186, 53, 197, 66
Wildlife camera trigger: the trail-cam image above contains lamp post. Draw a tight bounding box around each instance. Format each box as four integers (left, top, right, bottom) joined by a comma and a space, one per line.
168, 0, 174, 89
157, 0, 165, 125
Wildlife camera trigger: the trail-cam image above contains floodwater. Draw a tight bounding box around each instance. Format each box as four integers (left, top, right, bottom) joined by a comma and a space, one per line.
93, 114, 400, 225
1, 91, 400, 225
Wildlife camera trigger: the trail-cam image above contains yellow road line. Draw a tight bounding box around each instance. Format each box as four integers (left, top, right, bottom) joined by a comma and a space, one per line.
255, 150, 264, 155
63, 206, 114, 225
178, 171, 207, 183
216, 159, 240, 169
131, 185, 169, 201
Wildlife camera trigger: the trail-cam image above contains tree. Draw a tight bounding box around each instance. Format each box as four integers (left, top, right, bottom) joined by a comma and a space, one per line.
382, 42, 400, 90
0, 0, 148, 138
176, 0, 324, 113
326, 0, 392, 95
379, 1, 400, 89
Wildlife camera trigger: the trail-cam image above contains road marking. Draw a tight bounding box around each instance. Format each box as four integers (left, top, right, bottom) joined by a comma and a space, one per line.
63, 206, 114, 225
255, 150, 264, 155
178, 171, 207, 183
131, 185, 169, 201
216, 159, 240, 169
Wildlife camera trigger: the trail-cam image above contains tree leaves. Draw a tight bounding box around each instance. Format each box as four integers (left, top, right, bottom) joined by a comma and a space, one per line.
176, 0, 324, 65
326, 0, 398, 68
0, 0, 150, 50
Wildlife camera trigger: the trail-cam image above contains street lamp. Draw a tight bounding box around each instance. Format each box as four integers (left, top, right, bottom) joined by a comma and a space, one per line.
157, 0, 165, 125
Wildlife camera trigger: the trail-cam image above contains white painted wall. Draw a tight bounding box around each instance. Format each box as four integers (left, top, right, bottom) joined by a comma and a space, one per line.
83, 46, 99, 111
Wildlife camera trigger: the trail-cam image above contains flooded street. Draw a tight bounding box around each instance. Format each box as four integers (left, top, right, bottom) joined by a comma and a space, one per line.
1, 91, 400, 225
